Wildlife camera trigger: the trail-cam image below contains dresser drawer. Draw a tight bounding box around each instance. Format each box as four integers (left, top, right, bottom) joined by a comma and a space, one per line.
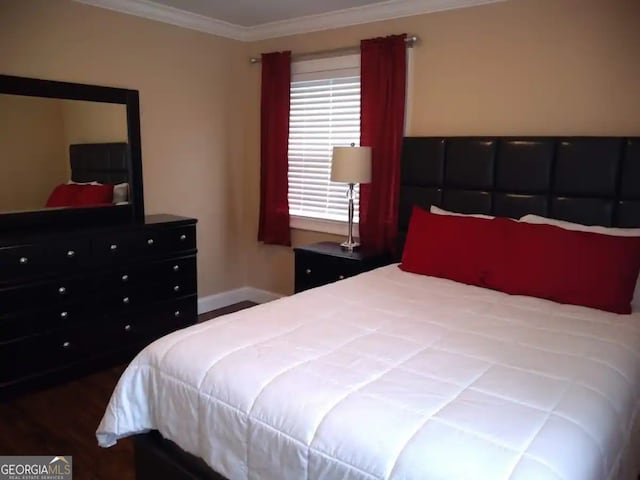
92, 225, 196, 264
0, 303, 88, 342
93, 232, 137, 263
0, 244, 47, 281
100, 270, 196, 312
47, 238, 91, 270
103, 255, 197, 289
0, 238, 91, 282
115, 226, 196, 257
102, 288, 146, 312
0, 325, 97, 383
163, 226, 196, 252
0, 276, 90, 313
103, 296, 197, 349
153, 274, 197, 301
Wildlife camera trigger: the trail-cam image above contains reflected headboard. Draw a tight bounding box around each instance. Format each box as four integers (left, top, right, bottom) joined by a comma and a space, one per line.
397, 137, 640, 256
69, 142, 130, 184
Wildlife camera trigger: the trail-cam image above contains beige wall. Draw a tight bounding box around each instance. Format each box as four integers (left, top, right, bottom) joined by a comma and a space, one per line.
0, 0, 247, 297
0, 94, 68, 212
61, 99, 127, 145
2, 0, 639, 298
241, 0, 640, 295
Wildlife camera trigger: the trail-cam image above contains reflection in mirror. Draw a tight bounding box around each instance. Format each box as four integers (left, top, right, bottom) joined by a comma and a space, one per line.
0, 94, 128, 214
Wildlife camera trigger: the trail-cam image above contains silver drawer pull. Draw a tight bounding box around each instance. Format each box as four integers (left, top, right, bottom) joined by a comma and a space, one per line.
173, 285, 180, 292
305, 268, 311, 275
122, 296, 130, 304
60, 311, 68, 319
121, 274, 129, 282
147, 238, 154, 245
58, 286, 66, 295
179, 234, 187, 241
172, 265, 180, 272
62, 341, 71, 349
124, 324, 132, 332
19, 256, 28, 264
110, 244, 118, 251
174, 310, 181, 317
338, 275, 345, 280
67, 250, 75, 258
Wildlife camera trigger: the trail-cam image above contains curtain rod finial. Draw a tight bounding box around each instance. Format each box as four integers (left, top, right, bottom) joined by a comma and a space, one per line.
406, 35, 418, 46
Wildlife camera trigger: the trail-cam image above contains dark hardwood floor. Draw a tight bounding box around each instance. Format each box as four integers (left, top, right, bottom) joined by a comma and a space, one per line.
0, 301, 257, 480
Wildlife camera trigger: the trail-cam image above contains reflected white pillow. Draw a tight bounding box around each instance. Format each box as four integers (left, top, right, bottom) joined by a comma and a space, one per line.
519, 214, 640, 310
113, 183, 129, 203
67, 180, 101, 185
430, 205, 494, 219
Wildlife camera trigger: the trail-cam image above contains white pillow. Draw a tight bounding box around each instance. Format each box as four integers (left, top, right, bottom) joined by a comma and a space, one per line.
113, 183, 129, 203
430, 205, 494, 219
519, 214, 640, 310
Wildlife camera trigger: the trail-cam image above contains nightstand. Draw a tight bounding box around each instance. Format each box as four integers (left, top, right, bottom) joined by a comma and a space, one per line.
294, 242, 391, 293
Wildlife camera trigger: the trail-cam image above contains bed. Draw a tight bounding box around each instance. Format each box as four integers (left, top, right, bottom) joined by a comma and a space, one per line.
44, 142, 131, 208
97, 136, 640, 480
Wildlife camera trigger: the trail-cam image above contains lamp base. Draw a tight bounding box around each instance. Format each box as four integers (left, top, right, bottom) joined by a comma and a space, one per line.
340, 240, 360, 252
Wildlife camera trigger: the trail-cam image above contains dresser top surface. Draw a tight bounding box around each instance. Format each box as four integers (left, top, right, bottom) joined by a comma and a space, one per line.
0, 214, 196, 244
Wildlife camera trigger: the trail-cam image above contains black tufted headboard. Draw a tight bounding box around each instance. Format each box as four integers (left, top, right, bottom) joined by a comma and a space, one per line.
69, 142, 130, 184
397, 137, 640, 256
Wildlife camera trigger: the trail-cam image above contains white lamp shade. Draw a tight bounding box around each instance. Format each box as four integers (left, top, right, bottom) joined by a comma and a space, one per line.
330, 146, 372, 184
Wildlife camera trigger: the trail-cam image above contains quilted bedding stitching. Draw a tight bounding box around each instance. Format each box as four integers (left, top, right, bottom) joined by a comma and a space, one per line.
97, 265, 640, 480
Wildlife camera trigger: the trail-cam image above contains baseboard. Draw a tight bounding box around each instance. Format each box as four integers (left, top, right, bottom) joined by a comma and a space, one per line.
197, 287, 284, 314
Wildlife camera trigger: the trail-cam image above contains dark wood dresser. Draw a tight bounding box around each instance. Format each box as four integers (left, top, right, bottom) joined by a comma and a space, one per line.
0, 214, 197, 400
294, 242, 390, 293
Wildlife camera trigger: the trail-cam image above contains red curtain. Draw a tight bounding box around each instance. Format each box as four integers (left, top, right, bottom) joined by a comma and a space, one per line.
258, 51, 292, 246
359, 34, 407, 253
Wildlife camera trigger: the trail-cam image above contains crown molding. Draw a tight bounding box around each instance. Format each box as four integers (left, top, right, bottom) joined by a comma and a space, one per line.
75, 0, 249, 40
244, 0, 505, 41
74, 0, 506, 42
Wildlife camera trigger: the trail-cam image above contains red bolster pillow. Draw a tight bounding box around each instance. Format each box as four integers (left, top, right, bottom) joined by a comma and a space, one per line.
400, 206, 640, 314
500, 221, 640, 314
399, 207, 511, 290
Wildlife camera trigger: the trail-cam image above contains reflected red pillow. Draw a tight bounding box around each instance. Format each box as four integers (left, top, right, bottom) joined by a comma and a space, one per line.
72, 184, 114, 206
46, 184, 83, 208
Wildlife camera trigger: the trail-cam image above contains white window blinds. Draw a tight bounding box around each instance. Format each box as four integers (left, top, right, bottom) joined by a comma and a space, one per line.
288, 55, 361, 223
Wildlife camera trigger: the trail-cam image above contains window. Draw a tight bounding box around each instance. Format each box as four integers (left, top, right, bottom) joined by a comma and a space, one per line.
288, 55, 361, 233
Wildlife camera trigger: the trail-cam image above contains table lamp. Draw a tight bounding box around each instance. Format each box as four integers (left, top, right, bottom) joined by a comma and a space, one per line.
330, 144, 372, 251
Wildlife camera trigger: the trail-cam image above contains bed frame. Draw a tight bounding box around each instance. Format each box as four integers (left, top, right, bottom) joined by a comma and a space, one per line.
133, 135, 640, 480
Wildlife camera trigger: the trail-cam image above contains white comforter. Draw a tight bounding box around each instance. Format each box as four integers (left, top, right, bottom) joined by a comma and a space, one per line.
97, 265, 640, 480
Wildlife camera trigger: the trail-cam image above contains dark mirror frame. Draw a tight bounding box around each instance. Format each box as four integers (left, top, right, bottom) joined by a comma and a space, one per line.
0, 74, 144, 232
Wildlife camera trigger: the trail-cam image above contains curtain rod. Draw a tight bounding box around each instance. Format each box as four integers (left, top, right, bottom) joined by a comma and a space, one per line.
249, 35, 418, 64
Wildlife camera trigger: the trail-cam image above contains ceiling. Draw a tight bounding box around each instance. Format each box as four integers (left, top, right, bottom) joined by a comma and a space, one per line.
150, 0, 389, 27
75, 0, 505, 41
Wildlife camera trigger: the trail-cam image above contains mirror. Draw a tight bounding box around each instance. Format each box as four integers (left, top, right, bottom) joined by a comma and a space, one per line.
0, 74, 143, 231
0, 94, 128, 213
